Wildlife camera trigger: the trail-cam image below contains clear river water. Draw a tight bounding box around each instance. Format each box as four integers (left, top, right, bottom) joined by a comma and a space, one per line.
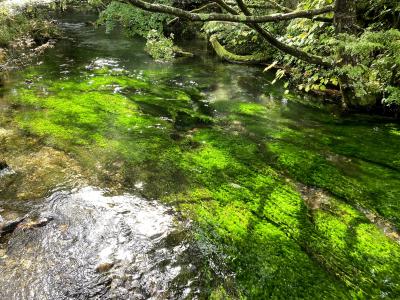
0, 10, 400, 300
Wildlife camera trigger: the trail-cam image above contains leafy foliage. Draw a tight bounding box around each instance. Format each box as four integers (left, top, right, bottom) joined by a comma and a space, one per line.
203, 21, 269, 56
145, 29, 175, 61
266, 0, 400, 108
97, 1, 170, 38
0, 8, 57, 48
357, 0, 400, 29
336, 30, 400, 106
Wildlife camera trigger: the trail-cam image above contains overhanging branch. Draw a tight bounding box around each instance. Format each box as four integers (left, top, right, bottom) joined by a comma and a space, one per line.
122, 0, 332, 66
225, 1, 290, 12
167, 3, 220, 26
235, 0, 330, 66
210, 35, 269, 64
123, 0, 333, 23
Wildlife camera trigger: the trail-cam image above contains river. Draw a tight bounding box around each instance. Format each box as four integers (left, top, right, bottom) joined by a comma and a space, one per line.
0, 10, 400, 299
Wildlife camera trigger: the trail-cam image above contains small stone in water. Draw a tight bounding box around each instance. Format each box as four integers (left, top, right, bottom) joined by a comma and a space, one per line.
19, 217, 54, 230
95, 262, 114, 273
0, 161, 8, 170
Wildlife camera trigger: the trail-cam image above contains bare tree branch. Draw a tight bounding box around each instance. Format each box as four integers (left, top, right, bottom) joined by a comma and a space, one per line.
123, 0, 333, 24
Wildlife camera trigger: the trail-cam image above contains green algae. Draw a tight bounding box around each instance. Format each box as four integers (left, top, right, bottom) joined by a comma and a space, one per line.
310, 197, 400, 297
2, 49, 400, 299
169, 125, 400, 298
213, 98, 400, 228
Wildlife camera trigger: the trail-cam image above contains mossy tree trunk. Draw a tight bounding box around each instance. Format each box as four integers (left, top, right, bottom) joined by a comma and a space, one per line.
209, 35, 269, 64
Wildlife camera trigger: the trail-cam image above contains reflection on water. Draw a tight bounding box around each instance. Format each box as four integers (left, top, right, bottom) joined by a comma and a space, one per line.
0, 187, 211, 299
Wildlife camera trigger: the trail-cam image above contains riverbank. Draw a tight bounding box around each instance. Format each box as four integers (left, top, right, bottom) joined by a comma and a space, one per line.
0, 0, 59, 82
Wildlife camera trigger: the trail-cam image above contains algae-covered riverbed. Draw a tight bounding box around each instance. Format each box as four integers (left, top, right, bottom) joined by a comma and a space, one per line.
1, 12, 400, 299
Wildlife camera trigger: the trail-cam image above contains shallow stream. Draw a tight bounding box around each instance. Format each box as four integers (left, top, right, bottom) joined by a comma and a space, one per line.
1, 11, 400, 299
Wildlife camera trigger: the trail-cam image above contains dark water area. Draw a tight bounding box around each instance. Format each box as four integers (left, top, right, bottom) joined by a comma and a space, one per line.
0, 10, 400, 299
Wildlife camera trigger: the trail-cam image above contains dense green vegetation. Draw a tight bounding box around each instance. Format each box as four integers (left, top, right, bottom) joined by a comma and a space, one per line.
0, 4, 59, 83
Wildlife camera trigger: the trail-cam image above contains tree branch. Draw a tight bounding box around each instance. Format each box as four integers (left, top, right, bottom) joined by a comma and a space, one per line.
222, 0, 332, 23
225, 1, 290, 12
123, 0, 331, 66
234, 0, 331, 66
214, 0, 238, 15
260, 0, 292, 13
123, 0, 333, 24
167, 3, 220, 26
210, 35, 269, 64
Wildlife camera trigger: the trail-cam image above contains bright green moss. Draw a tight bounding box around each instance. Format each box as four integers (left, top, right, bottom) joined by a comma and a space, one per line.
173, 128, 351, 298
173, 188, 350, 299
232, 102, 268, 116
170, 107, 400, 298
14, 90, 140, 147
310, 197, 400, 297
209, 286, 236, 300
211, 99, 400, 230
5, 61, 400, 299
267, 141, 400, 227
186, 146, 230, 171
314, 212, 350, 250
390, 129, 400, 136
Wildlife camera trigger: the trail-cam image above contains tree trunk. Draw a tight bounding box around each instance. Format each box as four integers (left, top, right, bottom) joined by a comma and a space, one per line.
334, 0, 356, 34
334, 0, 357, 110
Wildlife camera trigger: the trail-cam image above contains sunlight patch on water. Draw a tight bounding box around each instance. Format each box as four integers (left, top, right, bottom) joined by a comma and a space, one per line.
0, 187, 205, 299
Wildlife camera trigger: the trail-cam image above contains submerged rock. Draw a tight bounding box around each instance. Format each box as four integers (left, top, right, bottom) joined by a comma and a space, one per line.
0, 161, 8, 170
0, 160, 14, 178
0, 146, 84, 200
0, 216, 26, 237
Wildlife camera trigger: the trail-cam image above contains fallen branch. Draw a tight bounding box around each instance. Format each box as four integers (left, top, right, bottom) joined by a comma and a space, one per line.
210, 35, 270, 64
